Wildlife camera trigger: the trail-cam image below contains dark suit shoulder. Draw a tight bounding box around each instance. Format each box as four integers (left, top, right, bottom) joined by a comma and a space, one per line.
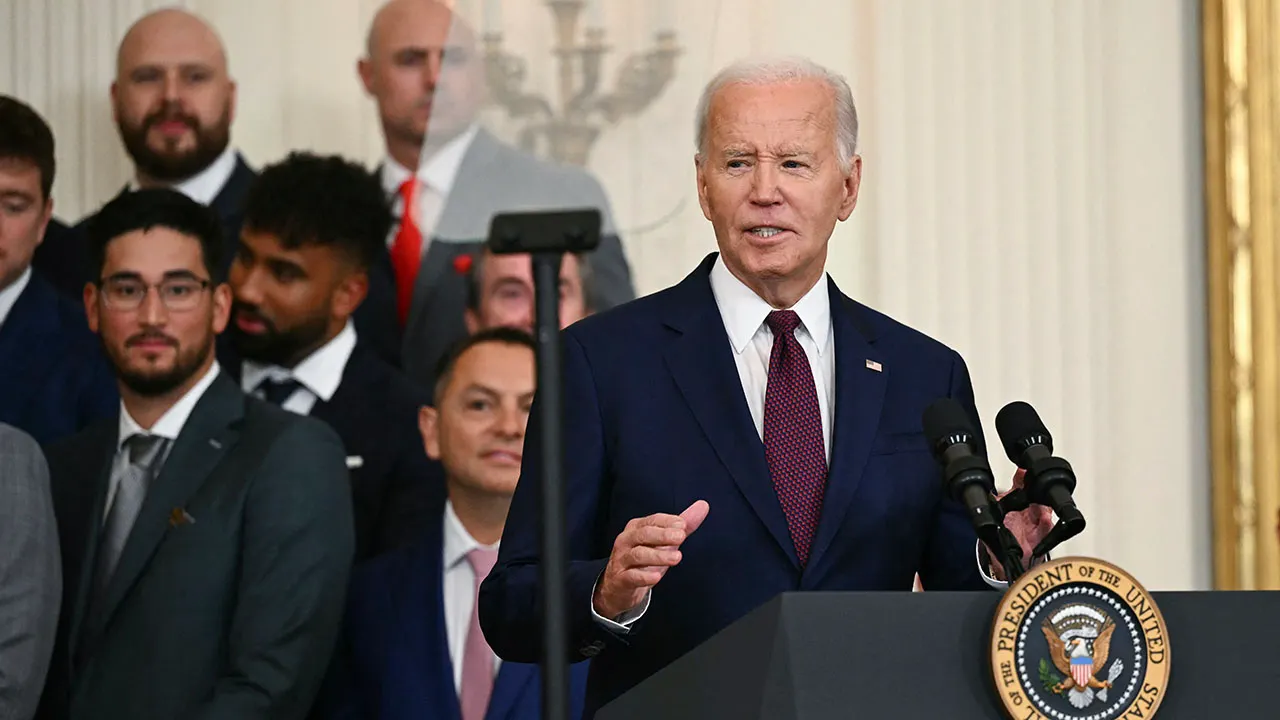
839, 294, 965, 365
344, 345, 430, 412
349, 510, 440, 595
243, 393, 344, 450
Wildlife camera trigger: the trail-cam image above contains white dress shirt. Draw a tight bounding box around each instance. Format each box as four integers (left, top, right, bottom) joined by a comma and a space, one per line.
105, 360, 221, 520
240, 321, 356, 416
129, 146, 238, 206
0, 267, 32, 329
442, 500, 502, 693
710, 255, 836, 461
381, 122, 480, 249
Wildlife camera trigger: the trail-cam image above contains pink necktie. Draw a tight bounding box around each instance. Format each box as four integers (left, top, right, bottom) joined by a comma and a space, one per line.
461, 547, 500, 720
763, 310, 828, 566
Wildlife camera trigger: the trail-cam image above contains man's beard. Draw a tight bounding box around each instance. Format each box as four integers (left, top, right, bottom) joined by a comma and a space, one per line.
118, 101, 232, 183
107, 330, 215, 398
228, 302, 331, 368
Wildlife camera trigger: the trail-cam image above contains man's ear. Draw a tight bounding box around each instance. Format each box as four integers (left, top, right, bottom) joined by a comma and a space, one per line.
419, 405, 442, 461
358, 57, 376, 96
84, 282, 100, 333
333, 270, 369, 320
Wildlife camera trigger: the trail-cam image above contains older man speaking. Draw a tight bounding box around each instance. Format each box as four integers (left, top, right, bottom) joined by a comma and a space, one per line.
479, 57, 1050, 716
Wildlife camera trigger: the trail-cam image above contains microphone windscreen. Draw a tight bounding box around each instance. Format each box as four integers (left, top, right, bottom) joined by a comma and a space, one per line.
995, 401, 1053, 462
922, 398, 977, 457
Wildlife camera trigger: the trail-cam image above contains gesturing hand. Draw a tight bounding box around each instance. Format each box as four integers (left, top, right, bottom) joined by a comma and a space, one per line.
986, 469, 1055, 581
592, 500, 710, 620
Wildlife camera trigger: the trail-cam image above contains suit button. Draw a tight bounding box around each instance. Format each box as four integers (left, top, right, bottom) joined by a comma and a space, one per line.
581, 642, 603, 657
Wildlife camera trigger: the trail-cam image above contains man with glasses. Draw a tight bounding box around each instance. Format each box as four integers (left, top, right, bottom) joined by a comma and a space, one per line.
38, 188, 355, 720
0, 95, 117, 445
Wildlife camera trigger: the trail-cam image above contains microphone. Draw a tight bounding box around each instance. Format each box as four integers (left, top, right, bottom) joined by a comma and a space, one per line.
994, 401, 1087, 557
922, 399, 1024, 580
922, 399, 998, 532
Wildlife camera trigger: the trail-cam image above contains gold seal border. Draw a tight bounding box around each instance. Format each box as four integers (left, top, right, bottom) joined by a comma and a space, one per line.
988, 556, 1172, 720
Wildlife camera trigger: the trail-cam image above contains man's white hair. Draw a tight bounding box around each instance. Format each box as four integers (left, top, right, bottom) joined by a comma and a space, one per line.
694, 56, 859, 174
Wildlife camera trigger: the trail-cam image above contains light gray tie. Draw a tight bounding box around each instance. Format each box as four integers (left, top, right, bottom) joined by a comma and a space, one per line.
96, 434, 169, 591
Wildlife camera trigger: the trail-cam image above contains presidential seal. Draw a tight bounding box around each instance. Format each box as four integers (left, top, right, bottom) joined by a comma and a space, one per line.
989, 557, 1170, 720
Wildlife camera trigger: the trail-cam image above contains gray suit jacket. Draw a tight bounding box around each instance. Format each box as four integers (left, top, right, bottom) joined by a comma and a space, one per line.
0, 423, 60, 720
39, 373, 354, 720
396, 128, 637, 389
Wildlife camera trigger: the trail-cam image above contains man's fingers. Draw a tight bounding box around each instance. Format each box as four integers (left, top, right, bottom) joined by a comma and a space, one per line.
626, 545, 682, 568
627, 525, 688, 548
630, 512, 689, 531
679, 500, 710, 534
618, 567, 666, 588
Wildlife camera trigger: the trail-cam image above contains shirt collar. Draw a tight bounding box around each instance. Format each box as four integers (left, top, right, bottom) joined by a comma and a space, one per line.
709, 254, 832, 356
0, 267, 32, 329
380, 122, 481, 198
442, 499, 500, 571
117, 360, 221, 449
240, 321, 356, 402
130, 146, 239, 207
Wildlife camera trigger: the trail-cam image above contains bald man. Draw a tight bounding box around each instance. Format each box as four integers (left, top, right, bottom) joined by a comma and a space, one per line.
351, 0, 635, 381
33, 8, 256, 300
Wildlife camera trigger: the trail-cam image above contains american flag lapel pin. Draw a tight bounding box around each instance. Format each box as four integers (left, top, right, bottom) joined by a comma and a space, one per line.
866, 359, 883, 372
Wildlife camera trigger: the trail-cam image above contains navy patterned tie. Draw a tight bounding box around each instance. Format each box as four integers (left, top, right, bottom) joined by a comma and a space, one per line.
763, 310, 828, 566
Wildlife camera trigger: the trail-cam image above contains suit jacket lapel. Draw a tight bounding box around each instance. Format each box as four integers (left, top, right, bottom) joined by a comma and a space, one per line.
804, 287, 887, 577
662, 256, 798, 568
396, 512, 459, 719
412, 130, 502, 297
486, 662, 537, 720
89, 374, 245, 637
66, 424, 120, 672
209, 153, 254, 222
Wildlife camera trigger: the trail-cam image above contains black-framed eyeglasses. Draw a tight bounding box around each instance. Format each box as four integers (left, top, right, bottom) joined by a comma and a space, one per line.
97, 276, 212, 312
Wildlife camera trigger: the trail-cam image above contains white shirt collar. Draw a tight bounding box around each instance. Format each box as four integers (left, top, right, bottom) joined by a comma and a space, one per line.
442, 498, 500, 571
129, 146, 239, 206
239, 321, 356, 402
0, 267, 32, 329
709, 254, 832, 356
117, 360, 221, 449
380, 122, 481, 198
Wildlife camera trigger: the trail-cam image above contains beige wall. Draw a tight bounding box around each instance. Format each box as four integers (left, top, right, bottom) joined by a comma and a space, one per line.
2, 0, 1209, 589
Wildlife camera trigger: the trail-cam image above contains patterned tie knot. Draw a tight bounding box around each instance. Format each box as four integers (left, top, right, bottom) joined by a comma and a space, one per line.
125, 433, 166, 469
766, 309, 802, 337
466, 547, 499, 582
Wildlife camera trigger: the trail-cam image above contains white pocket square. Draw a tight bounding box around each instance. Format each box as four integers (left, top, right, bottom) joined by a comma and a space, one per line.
346, 456, 364, 469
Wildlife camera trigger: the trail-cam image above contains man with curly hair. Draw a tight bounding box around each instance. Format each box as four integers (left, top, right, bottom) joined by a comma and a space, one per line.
221, 152, 445, 561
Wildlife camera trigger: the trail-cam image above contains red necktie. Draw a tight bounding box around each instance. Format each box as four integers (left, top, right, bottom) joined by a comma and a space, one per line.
763, 310, 828, 566
390, 178, 423, 326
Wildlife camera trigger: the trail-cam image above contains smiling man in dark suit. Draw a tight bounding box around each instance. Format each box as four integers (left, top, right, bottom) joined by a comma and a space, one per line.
32, 8, 256, 298
220, 151, 445, 561
354, 0, 635, 379
478, 57, 1053, 717
0, 95, 117, 445
39, 188, 354, 720
323, 328, 588, 720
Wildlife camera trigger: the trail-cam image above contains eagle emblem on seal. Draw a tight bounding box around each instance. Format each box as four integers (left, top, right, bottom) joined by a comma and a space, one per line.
1039, 603, 1126, 709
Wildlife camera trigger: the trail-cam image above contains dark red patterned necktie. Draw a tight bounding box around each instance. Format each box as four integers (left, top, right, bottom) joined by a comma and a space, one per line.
763, 310, 828, 566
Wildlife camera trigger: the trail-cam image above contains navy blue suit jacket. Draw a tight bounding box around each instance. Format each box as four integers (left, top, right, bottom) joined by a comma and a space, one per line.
324, 509, 589, 719
0, 271, 117, 445
478, 253, 990, 716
